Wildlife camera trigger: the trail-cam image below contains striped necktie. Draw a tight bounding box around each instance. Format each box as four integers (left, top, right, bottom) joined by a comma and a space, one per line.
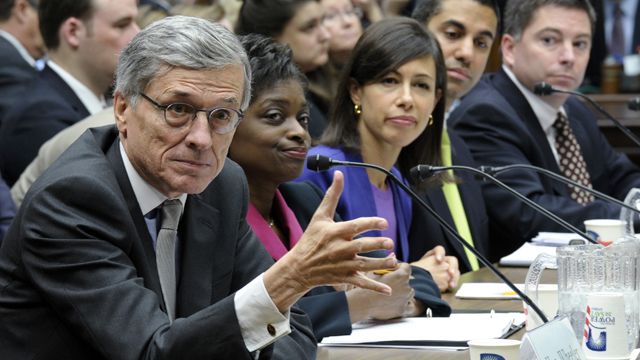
156, 199, 182, 322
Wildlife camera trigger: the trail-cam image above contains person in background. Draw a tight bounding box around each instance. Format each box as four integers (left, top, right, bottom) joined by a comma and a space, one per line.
229, 33, 449, 340
450, 0, 640, 259
236, 0, 332, 139
408, 0, 498, 271
307, 0, 368, 130
0, 16, 397, 358
297, 17, 461, 292
136, 0, 230, 30
584, 0, 640, 89
0, 0, 45, 119
10, 107, 115, 207
0, 0, 139, 186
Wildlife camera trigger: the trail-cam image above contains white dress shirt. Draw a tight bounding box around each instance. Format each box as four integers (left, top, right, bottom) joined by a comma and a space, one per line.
503, 66, 568, 164
119, 143, 290, 352
46, 60, 106, 114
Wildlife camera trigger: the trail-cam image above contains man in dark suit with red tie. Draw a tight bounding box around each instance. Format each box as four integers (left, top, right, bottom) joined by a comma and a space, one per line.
449, 0, 640, 259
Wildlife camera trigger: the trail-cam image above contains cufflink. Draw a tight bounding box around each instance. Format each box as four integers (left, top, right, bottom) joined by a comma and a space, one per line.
267, 324, 276, 336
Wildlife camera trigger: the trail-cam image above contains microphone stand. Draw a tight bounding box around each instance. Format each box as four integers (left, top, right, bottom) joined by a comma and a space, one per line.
535, 82, 640, 148
412, 164, 597, 245
481, 163, 640, 215
307, 155, 550, 323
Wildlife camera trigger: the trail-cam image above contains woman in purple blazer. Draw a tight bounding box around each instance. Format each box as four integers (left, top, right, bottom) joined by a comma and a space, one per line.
296, 17, 461, 291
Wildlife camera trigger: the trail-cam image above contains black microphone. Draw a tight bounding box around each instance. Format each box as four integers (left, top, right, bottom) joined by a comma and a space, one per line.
533, 82, 640, 148
411, 164, 597, 244
628, 97, 640, 111
306, 154, 551, 323
480, 163, 640, 215
533, 82, 554, 96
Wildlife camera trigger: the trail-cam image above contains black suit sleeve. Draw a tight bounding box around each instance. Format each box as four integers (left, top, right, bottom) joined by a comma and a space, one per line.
0, 174, 15, 241
451, 92, 640, 257
3, 168, 315, 359
410, 266, 451, 317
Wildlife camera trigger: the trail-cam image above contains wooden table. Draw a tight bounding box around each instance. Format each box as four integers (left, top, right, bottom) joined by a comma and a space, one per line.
588, 93, 640, 165
317, 266, 556, 360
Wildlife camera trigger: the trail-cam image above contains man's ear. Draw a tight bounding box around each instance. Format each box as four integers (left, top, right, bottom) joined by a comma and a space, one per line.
59, 17, 85, 49
13, 0, 30, 24
114, 92, 129, 139
501, 34, 516, 69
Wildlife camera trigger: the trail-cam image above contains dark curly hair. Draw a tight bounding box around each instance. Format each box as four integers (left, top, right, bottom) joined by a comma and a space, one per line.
239, 33, 308, 104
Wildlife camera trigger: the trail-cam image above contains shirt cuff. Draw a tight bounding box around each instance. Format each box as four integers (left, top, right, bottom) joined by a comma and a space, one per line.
235, 273, 291, 352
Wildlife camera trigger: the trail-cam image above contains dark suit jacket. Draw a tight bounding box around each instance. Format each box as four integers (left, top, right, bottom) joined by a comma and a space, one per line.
0, 172, 15, 241
0, 65, 90, 186
449, 69, 640, 260
0, 126, 315, 359
408, 130, 490, 272
280, 182, 451, 341
0, 35, 38, 122
585, 0, 640, 87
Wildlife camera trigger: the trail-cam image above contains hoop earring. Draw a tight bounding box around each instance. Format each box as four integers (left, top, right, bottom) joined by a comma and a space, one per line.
427, 115, 434, 126
354, 104, 362, 116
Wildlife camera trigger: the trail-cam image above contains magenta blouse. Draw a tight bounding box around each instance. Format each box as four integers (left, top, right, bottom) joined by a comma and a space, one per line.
247, 189, 304, 260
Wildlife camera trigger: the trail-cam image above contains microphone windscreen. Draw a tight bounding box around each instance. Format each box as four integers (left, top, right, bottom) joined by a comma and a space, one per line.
306, 154, 333, 171
628, 98, 640, 111
409, 165, 430, 182
533, 82, 554, 96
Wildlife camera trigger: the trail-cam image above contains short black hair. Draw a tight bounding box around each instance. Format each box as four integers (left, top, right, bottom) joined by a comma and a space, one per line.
504, 0, 595, 39
0, 0, 15, 21
239, 33, 308, 104
38, 0, 94, 49
412, 0, 501, 34
235, 0, 316, 37
0, 0, 37, 21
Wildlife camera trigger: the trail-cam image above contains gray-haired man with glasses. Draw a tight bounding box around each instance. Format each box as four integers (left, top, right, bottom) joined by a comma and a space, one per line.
0, 16, 397, 359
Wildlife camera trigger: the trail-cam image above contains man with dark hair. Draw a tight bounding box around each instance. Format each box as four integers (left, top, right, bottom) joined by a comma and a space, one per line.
450, 0, 640, 259
0, 0, 139, 186
0, 0, 44, 119
409, 0, 499, 270
0, 16, 396, 359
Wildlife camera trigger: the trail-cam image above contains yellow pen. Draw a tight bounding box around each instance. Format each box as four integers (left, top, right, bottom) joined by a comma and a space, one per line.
373, 268, 415, 280
373, 269, 394, 275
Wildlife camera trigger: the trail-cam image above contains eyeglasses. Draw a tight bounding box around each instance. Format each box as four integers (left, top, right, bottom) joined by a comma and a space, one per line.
139, 93, 244, 134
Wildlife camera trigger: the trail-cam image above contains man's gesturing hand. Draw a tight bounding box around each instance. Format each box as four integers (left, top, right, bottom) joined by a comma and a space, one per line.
264, 171, 397, 311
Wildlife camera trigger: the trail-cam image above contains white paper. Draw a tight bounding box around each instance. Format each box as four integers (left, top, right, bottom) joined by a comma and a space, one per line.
531, 232, 583, 246
455, 282, 524, 300
320, 313, 525, 346
499, 242, 558, 267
